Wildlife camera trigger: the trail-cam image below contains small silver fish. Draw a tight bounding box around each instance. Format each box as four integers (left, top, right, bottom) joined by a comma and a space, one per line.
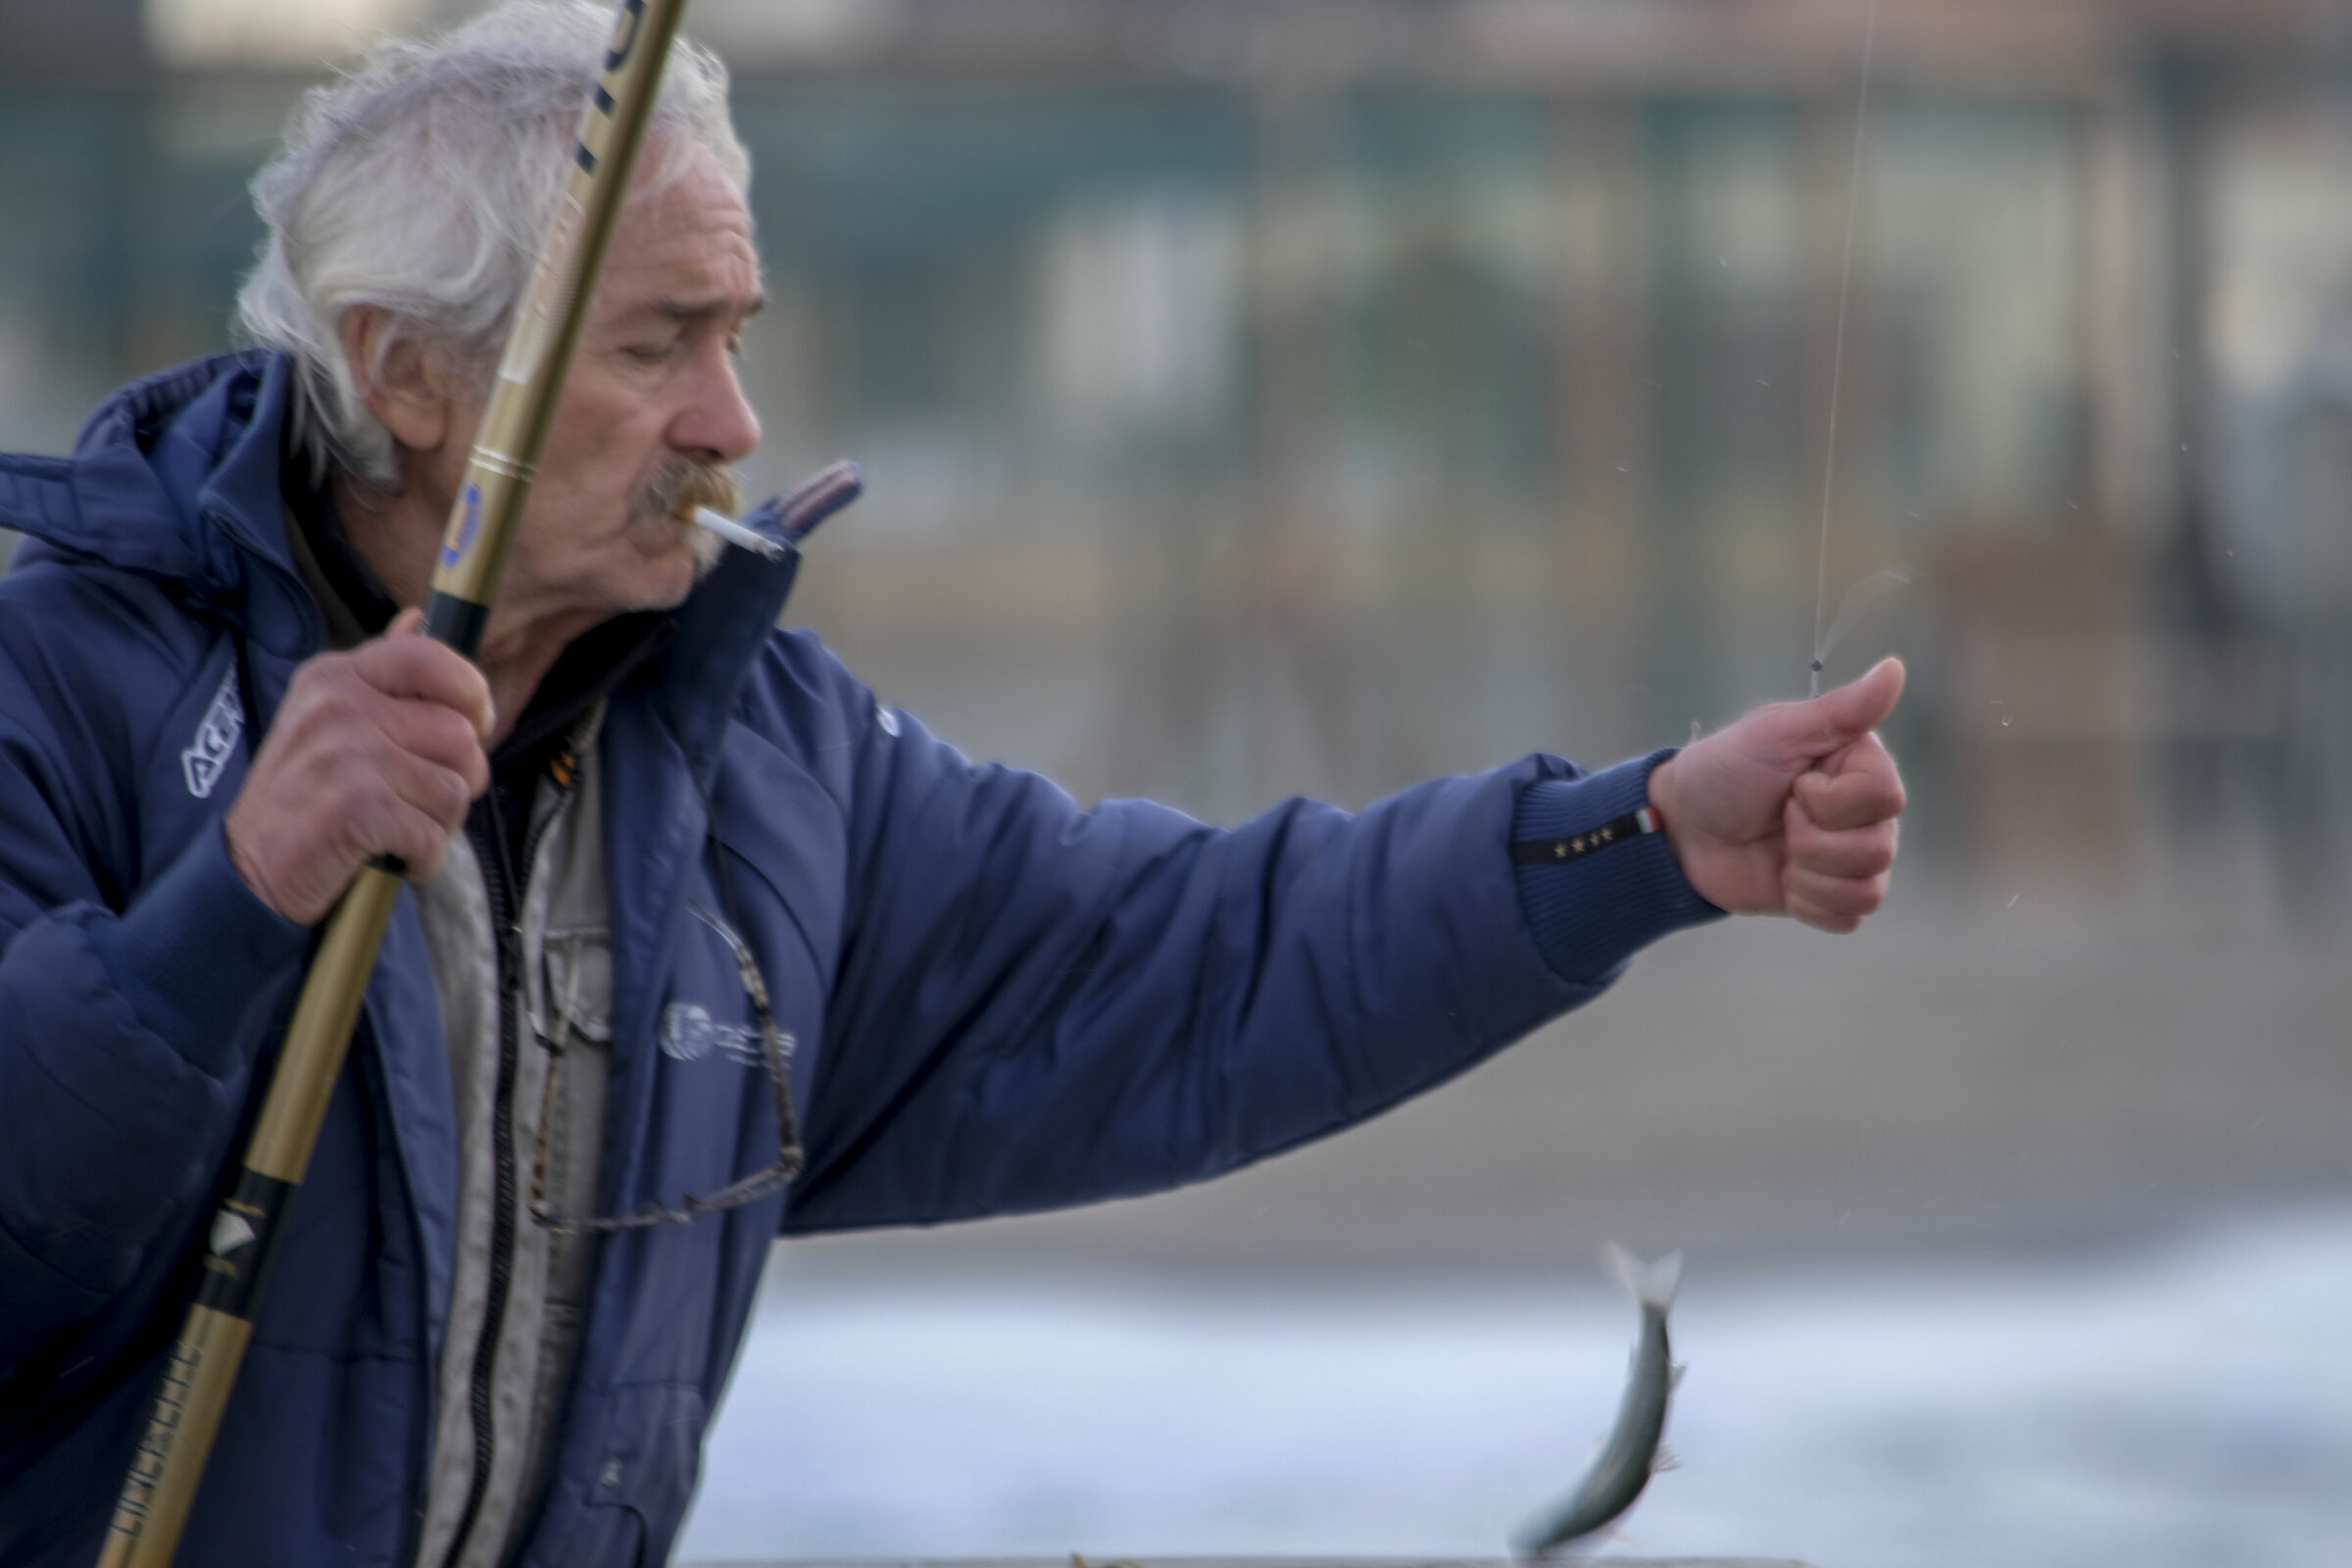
1514, 1244, 1685, 1555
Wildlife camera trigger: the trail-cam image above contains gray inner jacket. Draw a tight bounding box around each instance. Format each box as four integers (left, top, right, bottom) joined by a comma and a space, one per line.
283, 500, 614, 1567
412, 742, 613, 1568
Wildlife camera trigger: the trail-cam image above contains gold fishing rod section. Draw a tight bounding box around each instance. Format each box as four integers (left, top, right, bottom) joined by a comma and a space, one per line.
426, 0, 690, 656
100, 3, 693, 1563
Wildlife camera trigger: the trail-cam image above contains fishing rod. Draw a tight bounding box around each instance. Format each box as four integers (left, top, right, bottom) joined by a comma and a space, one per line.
99, 2, 693, 1561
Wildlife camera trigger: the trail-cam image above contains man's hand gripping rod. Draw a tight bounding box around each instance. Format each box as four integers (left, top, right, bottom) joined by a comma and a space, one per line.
98, 4, 694, 1561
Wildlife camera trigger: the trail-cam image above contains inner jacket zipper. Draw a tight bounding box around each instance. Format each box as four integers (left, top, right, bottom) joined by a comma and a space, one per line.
438, 774, 569, 1568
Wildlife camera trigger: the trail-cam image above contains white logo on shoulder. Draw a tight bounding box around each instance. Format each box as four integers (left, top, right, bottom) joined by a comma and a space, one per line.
181, 664, 242, 800
876, 703, 901, 738
659, 1002, 795, 1068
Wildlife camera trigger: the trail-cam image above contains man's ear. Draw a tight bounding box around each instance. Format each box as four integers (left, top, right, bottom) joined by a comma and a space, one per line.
340, 306, 454, 456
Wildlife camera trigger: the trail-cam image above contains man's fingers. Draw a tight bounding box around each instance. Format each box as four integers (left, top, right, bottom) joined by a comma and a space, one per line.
378, 748, 479, 841
378, 692, 494, 802
356, 623, 495, 739
1792, 734, 1906, 830
1785, 864, 1888, 926
1788, 814, 1897, 880
1775, 656, 1904, 760
373, 795, 458, 884
1787, 897, 1864, 936
1824, 655, 1905, 738
225, 616, 491, 925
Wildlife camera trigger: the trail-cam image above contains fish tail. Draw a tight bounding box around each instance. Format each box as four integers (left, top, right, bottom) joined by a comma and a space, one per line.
1599, 1242, 1683, 1309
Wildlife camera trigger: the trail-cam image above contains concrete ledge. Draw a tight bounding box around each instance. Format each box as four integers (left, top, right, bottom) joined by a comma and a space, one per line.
684, 1558, 1817, 1568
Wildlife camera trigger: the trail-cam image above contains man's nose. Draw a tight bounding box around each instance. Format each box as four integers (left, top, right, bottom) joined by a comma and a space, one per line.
671, 348, 761, 464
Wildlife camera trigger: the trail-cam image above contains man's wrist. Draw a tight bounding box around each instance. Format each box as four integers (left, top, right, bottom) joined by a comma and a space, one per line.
1509, 751, 1724, 987
1644, 749, 1690, 878
1507, 800, 1665, 868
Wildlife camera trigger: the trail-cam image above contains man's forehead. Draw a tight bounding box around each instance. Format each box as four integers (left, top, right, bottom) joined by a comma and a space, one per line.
601, 153, 762, 318
628, 293, 768, 325
598, 260, 763, 329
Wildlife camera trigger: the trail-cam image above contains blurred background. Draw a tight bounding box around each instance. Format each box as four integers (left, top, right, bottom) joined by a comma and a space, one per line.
2, 1, 2347, 1564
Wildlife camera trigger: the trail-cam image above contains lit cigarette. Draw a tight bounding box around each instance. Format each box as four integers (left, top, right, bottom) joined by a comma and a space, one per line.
688, 506, 786, 561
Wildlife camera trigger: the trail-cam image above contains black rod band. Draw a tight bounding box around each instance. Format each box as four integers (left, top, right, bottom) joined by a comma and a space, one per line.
421, 592, 490, 659
191, 1170, 296, 1323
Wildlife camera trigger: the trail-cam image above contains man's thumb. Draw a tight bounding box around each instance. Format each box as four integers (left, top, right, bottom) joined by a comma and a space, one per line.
1793, 657, 1905, 756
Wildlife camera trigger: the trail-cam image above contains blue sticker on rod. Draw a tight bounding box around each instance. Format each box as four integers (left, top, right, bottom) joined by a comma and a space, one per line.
441, 483, 481, 568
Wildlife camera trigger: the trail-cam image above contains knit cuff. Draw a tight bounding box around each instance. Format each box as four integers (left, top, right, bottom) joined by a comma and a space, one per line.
1511, 748, 1725, 986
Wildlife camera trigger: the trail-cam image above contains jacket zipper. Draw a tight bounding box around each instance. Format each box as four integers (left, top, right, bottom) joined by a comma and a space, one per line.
438, 782, 567, 1568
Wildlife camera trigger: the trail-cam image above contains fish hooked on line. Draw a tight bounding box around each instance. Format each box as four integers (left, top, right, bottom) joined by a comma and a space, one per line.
1513, 1244, 1686, 1555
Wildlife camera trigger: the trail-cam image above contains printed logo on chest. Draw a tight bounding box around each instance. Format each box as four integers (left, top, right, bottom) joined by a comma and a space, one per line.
659, 1001, 795, 1068
181, 664, 242, 799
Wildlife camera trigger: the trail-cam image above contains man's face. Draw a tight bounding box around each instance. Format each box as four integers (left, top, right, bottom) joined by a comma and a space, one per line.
459, 140, 763, 635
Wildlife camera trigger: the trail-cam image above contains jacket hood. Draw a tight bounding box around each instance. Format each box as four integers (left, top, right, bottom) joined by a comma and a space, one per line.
0, 349, 292, 609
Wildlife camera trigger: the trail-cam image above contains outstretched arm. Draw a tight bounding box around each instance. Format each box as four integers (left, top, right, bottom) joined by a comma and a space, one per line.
773, 639, 1719, 1234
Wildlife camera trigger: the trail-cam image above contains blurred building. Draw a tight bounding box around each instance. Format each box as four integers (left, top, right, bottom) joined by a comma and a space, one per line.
2, 0, 2348, 913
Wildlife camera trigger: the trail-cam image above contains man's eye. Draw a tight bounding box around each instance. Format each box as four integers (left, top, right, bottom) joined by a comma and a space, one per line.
620, 342, 674, 365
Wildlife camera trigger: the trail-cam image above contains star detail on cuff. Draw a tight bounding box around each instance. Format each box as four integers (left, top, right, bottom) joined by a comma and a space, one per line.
1510, 805, 1661, 866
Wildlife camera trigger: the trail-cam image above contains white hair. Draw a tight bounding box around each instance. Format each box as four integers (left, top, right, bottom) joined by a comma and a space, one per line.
235, 0, 751, 487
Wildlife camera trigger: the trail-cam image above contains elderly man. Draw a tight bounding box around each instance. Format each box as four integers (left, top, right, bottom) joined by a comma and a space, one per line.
0, 4, 1906, 1565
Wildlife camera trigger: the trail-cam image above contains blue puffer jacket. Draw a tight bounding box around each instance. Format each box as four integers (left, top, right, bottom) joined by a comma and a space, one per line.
0, 351, 1705, 1566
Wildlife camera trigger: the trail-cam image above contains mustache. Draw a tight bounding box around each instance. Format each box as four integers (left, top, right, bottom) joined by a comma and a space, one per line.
643, 462, 743, 522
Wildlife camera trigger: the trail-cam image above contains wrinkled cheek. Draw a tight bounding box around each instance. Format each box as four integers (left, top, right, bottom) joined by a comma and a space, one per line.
612, 519, 704, 608
620, 510, 692, 559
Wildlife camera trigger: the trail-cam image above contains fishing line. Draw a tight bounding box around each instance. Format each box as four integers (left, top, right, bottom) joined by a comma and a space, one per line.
1818, 565, 1918, 667
1808, 0, 1882, 698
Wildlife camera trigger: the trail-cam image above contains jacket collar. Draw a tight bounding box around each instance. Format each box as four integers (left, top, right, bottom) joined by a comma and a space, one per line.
641, 463, 863, 785
652, 532, 800, 784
